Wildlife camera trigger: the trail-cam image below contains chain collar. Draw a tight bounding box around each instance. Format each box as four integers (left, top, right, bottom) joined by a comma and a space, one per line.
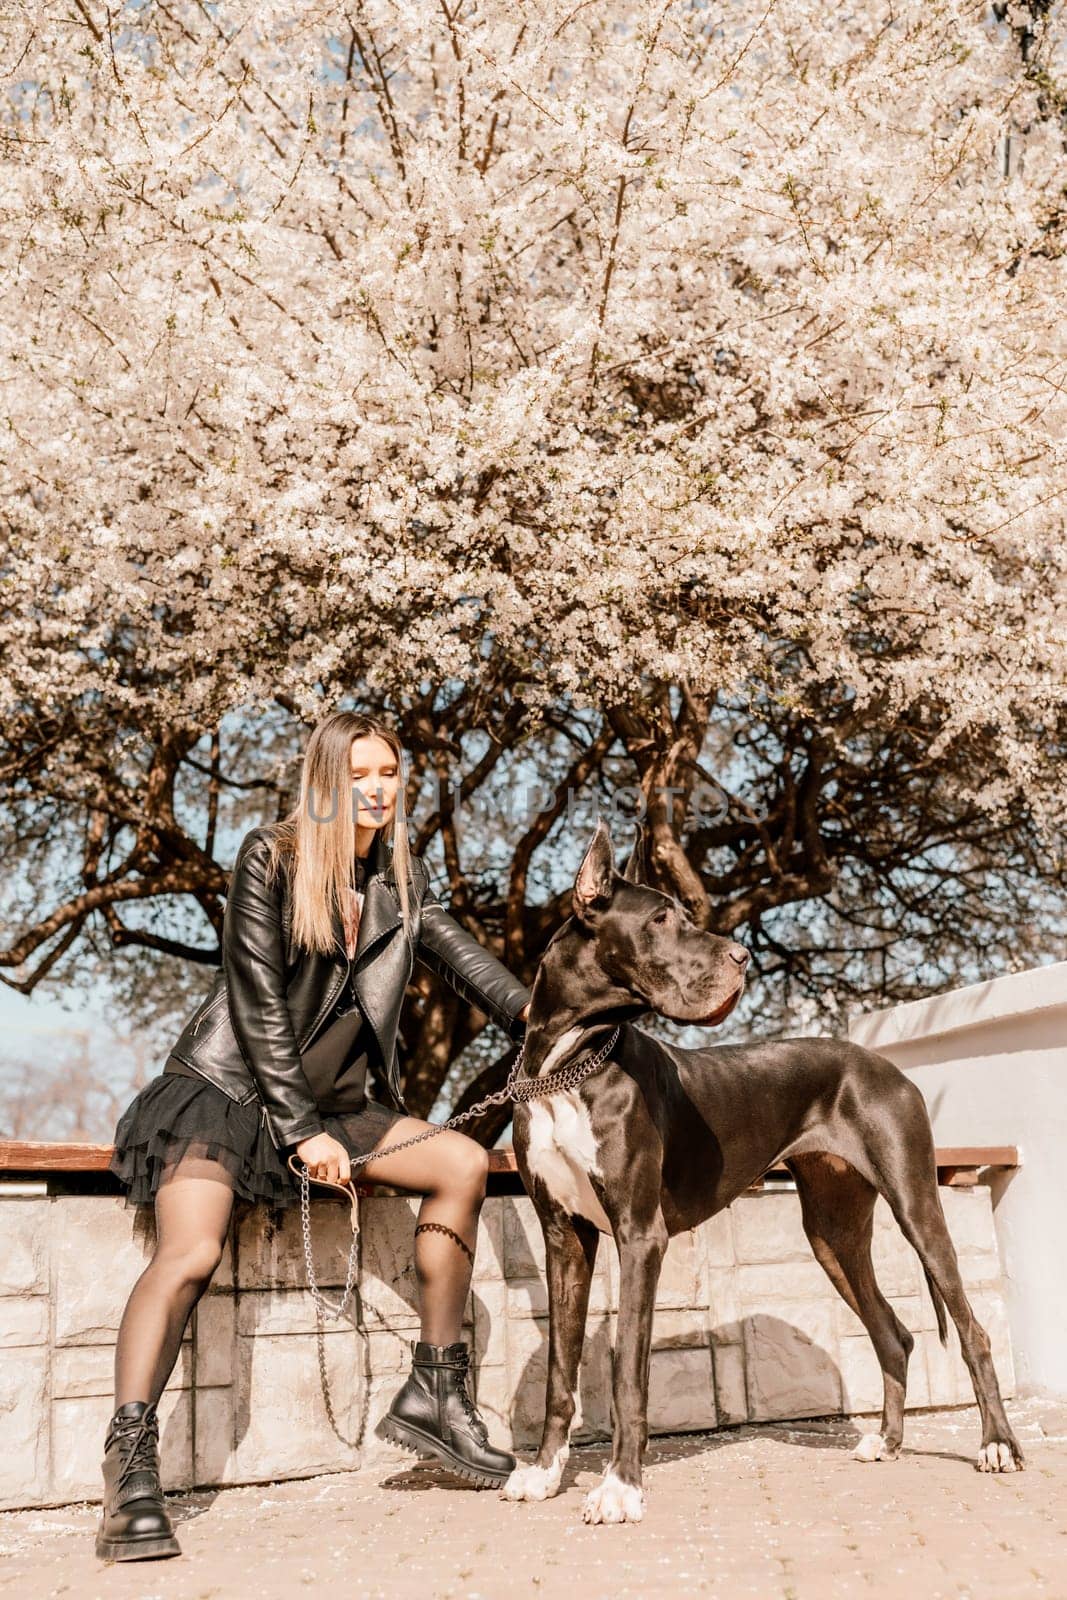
494, 1024, 621, 1104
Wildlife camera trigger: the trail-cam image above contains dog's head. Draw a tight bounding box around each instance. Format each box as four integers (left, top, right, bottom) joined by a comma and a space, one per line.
570, 817, 749, 1027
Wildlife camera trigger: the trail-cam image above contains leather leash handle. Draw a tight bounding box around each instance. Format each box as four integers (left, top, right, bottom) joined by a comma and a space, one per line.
287, 1153, 360, 1231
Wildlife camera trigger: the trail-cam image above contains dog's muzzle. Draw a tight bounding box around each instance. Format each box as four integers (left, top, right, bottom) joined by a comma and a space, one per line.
693, 982, 744, 1026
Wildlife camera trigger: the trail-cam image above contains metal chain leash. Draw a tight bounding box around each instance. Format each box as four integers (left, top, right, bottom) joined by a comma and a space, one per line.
297, 1160, 361, 1318
294, 1024, 621, 1326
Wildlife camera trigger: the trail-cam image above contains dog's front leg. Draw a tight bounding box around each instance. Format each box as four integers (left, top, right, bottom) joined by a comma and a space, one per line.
582, 1218, 668, 1525
501, 1206, 600, 1503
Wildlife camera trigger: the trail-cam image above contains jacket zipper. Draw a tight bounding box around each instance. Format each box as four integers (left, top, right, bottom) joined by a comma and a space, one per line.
193, 990, 227, 1036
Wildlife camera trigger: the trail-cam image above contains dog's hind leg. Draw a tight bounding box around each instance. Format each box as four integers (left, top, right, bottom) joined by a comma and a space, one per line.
789, 1153, 914, 1463
844, 1075, 1023, 1472
863, 1088, 1024, 1473
501, 1205, 600, 1504
581, 1215, 669, 1525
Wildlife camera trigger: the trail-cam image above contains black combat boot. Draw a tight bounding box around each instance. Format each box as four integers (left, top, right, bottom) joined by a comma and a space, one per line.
95, 1401, 181, 1562
377, 1339, 516, 1486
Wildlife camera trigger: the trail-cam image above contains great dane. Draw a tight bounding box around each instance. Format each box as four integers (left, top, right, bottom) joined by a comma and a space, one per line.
500, 819, 1023, 1524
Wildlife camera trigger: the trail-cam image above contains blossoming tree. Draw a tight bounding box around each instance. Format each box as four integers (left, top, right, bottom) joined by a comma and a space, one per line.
1, 0, 1064, 1120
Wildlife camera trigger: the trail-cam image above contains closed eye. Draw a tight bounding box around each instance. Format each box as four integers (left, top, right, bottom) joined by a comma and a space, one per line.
649, 907, 670, 926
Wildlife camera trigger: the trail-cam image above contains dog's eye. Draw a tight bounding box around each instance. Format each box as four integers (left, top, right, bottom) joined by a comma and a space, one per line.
650, 908, 669, 926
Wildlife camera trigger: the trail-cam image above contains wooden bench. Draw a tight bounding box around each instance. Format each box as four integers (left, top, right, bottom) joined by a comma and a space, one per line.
0, 1140, 1020, 1197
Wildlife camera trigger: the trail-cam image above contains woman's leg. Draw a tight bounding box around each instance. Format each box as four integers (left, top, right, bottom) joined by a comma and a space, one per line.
366, 1119, 515, 1483
357, 1120, 489, 1346
113, 1153, 235, 1407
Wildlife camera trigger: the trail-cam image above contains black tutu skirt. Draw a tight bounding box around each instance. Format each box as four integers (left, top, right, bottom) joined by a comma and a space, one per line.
109, 1068, 408, 1210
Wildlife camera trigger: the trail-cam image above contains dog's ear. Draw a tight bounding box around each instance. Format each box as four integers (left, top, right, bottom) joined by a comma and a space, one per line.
572, 817, 616, 923
620, 819, 648, 884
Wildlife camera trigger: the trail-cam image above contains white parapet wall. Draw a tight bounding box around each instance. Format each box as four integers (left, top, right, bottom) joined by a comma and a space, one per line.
0, 1181, 1012, 1510
849, 958, 1067, 1398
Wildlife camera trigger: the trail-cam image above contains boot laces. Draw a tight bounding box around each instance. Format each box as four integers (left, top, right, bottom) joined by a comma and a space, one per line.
112, 1412, 160, 1488
452, 1359, 488, 1444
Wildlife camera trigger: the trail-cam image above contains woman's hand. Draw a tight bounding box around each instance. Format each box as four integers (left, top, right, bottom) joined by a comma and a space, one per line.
295, 1131, 351, 1186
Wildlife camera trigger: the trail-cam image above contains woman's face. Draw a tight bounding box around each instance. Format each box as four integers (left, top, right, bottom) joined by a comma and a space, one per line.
349, 734, 400, 832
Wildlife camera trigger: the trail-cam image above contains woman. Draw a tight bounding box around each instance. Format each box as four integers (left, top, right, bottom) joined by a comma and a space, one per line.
98, 710, 531, 1563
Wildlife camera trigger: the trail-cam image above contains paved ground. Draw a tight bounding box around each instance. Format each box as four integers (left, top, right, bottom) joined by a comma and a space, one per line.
2, 1400, 1066, 1600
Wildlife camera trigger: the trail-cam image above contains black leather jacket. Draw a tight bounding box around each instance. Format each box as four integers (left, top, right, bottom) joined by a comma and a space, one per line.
167, 824, 531, 1149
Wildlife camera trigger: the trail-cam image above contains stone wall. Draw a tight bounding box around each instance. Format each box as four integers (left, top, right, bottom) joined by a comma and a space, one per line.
849, 958, 1067, 1395
0, 1185, 1013, 1510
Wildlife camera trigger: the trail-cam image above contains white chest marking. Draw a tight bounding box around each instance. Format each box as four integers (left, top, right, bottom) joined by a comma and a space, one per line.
525, 1031, 612, 1235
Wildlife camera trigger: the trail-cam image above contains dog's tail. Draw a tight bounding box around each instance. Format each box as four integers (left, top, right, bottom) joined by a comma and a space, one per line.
922, 1262, 949, 1347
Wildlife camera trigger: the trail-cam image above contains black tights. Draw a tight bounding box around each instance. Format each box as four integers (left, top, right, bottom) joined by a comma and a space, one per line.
114, 1153, 233, 1407
112, 1140, 486, 1407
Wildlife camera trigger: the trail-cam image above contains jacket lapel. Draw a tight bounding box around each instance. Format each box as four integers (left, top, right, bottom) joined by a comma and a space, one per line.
331, 829, 402, 966
350, 830, 413, 1074
349, 876, 402, 967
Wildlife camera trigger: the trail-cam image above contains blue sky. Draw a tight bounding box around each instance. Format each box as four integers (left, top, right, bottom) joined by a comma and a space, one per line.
0, 978, 108, 1042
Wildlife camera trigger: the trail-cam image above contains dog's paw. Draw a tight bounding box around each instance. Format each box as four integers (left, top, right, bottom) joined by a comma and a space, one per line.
500, 1449, 568, 1502
581, 1471, 645, 1524
976, 1438, 1025, 1473
852, 1432, 897, 1463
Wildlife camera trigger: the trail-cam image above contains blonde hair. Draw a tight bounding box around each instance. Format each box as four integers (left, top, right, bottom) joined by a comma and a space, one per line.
262, 711, 416, 956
